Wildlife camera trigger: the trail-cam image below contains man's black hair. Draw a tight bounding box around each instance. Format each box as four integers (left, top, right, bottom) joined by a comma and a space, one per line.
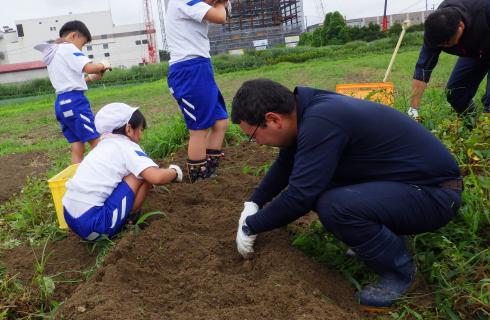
231, 78, 296, 125
59, 20, 92, 42
112, 109, 147, 135
424, 8, 462, 47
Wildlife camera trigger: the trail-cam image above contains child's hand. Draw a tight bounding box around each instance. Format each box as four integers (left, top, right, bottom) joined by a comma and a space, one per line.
169, 165, 183, 182
99, 59, 112, 71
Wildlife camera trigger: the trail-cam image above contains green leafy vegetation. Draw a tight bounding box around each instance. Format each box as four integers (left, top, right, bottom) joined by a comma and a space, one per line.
298, 11, 425, 47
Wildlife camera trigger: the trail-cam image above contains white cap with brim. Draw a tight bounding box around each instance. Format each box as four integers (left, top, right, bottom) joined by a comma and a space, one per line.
95, 102, 139, 134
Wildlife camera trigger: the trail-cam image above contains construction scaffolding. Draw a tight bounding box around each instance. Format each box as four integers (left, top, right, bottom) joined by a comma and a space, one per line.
209, 0, 304, 55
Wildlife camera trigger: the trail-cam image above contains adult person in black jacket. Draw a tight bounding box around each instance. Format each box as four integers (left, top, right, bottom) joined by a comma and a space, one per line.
408, 0, 490, 124
233, 79, 462, 311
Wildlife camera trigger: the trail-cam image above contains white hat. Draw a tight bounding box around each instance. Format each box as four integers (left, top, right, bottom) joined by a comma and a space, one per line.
95, 102, 139, 134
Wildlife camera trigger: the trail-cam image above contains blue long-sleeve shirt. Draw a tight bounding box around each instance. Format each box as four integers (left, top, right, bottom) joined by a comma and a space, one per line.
246, 87, 460, 235
413, 0, 490, 82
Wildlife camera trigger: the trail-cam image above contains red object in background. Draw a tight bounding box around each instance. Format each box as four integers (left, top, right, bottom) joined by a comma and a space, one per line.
382, 15, 388, 32
0, 61, 46, 73
382, 0, 388, 32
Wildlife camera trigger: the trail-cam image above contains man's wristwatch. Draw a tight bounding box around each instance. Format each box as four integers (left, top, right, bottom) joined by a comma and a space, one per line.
242, 224, 252, 236
170, 168, 178, 181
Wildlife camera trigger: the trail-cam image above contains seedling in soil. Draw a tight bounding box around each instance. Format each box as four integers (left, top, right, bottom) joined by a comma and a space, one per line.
31, 235, 55, 309
131, 211, 167, 235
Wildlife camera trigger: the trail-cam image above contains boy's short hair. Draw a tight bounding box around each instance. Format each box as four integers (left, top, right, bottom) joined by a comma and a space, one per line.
231, 78, 296, 125
424, 8, 462, 47
59, 20, 92, 42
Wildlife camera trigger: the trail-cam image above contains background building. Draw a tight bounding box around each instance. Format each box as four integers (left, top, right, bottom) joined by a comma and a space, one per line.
208, 0, 304, 55
0, 10, 156, 83
346, 9, 434, 28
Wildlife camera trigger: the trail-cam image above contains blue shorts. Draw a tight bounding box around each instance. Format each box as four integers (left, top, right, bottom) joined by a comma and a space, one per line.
55, 90, 100, 143
168, 57, 228, 130
64, 181, 135, 240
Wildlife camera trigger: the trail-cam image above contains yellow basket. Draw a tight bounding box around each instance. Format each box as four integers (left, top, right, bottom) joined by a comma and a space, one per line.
47, 164, 79, 229
335, 82, 395, 106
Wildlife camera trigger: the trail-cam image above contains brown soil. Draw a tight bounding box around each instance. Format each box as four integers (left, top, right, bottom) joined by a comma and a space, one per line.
2, 144, 363, 319
0, 152, 50, 203
341, 68, 381, 84
0, 234, 101, 316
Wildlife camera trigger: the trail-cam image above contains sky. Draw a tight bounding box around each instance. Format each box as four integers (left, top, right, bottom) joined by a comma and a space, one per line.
0, 0, 443, 46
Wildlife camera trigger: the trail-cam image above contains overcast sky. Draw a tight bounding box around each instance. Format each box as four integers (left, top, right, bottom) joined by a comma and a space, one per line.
1, 0, 443, 46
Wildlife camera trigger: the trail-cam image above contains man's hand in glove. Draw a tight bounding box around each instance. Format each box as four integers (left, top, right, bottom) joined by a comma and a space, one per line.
236, 201, 258, 258
407, 107, 420, 121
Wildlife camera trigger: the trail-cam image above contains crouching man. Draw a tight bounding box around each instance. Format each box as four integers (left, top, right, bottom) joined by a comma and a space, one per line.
232, 79, 462, 311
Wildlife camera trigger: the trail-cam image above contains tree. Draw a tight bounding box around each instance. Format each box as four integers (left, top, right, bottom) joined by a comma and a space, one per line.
388, 23, 402, 37
298, 32, 313, 46
311, 27, 326, 47
324, 11, 347, 45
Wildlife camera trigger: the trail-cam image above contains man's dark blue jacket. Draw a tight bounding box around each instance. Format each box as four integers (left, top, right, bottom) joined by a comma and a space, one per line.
245, 87, 460, 235
414, 0, 490, 82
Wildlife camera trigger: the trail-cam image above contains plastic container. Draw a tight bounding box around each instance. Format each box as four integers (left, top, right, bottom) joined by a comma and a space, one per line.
47, 164, 79, 229
335, 82, 395, 106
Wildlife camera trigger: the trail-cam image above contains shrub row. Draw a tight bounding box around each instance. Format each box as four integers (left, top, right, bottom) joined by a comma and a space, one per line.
0, 32, 423, 100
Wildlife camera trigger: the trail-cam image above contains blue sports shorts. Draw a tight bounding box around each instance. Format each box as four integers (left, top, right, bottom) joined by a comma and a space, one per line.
64, 181, 135, 240
55, 90, 100, 143
167, 57, 228, 130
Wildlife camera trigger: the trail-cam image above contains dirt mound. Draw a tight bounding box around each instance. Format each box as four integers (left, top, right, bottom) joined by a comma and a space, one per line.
55, 144, 361, 320
0, 152, 49, 203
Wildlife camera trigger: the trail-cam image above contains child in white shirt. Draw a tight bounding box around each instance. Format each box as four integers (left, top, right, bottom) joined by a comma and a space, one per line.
63, 103, 183, 240
165, 0, 231, 182
35, 20, 111, 164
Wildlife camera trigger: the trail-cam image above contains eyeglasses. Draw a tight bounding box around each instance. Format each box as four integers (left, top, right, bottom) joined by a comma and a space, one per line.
248, 123, 261, 142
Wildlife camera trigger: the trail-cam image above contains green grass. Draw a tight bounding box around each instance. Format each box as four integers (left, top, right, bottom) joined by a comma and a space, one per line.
0, 46, 488, 319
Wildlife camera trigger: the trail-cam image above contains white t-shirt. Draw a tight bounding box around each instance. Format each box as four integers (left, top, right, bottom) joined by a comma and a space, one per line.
46, 43, 91, 94
63, 135, 158, 217
165, 0, 212, 64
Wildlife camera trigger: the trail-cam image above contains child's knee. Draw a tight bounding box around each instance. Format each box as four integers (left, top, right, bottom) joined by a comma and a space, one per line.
71, 142, 85, 154
213, 119, 229, 131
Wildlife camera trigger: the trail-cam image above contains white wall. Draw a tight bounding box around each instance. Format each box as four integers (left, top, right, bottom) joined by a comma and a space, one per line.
0, 68, 48, 84
1, 10, 153, 68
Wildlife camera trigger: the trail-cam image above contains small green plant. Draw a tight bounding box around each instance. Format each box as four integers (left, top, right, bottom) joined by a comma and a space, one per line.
131, 211, 167, 235
242, 165, 252, 175
31, 235, 56, 311
135, 211, 166, 226
242, 162, 272, 177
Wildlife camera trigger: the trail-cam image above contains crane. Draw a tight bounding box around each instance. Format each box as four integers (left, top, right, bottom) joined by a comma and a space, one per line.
156, 0, 168, 51
316, 0, 326, 17
142, 0, 158, 64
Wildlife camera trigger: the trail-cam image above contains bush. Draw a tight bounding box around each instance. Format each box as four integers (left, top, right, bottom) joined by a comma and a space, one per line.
0, 32, 424, 101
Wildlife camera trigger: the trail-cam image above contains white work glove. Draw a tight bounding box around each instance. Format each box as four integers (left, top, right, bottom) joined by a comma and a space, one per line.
236, 201, 259, 258
407, 107, 420, 121
99, 59, 112, 71
169, 164, 183, 182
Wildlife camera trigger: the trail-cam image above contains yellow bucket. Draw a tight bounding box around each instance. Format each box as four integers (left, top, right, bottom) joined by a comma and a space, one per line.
47, 163, 79, 229
335, 82, 395, 106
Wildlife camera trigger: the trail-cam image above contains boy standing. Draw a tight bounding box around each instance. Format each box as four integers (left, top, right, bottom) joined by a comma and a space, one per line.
35, 20, 111, 164
165, 0, 231, 182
